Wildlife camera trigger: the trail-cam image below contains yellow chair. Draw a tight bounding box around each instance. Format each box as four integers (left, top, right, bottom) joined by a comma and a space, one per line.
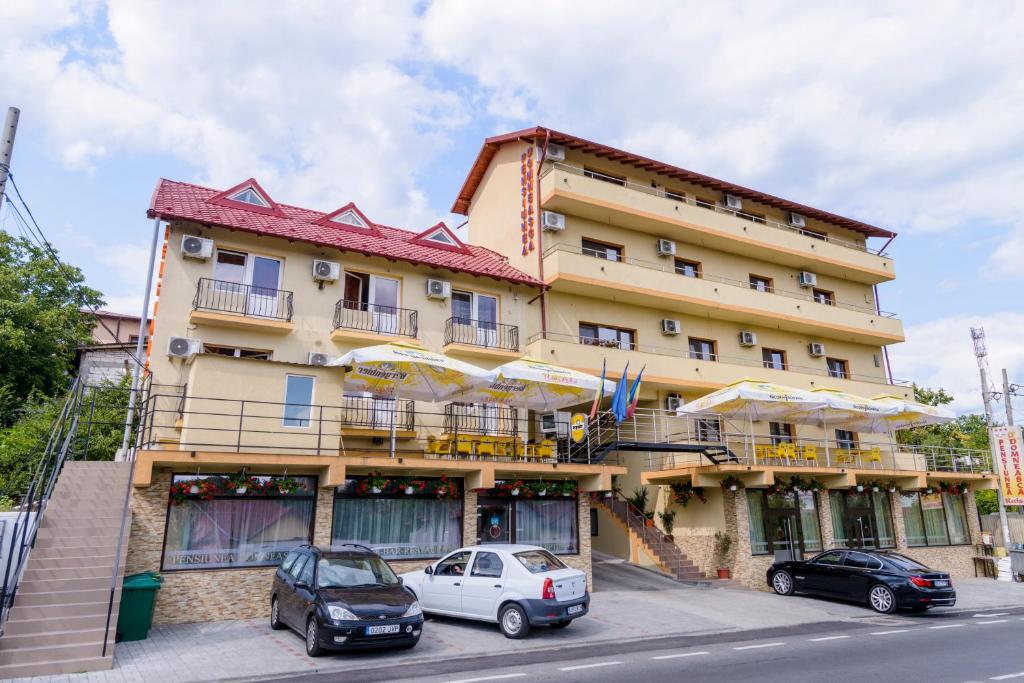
455, 435, 474, 458
536, 439, 556, 462
426, 435, 450, 458
777, 442, 797, 462
837, 449, 858, 464
801, 444, 818, 463
862, 446, 882, 466
475, 436, 496, 459
755, 444, 776, 462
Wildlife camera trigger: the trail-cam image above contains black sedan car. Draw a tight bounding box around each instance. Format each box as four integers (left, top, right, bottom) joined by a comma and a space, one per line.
270, 544, 424, 656
767, 549, 956, 614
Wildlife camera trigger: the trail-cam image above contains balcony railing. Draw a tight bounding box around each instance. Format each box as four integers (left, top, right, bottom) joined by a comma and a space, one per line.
333, 300, 418, 338
542, 162, 888, 256
530, 331, 907, 386
544, 243, 898, 318
444, 317, 520, 352
443, 402, 520, 436
341, 396, 415, 431
193, 278, 294, 322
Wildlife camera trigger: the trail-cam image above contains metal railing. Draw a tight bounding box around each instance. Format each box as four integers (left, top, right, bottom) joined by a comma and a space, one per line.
443, 403, 520, 436
543, 162, 888, 256
193, 278, 294, 322
529, 330, 906, 386
333, 300, 418, 338
444, 317, 519, 352
544, 243, 898, 318
341, 396, 415, 431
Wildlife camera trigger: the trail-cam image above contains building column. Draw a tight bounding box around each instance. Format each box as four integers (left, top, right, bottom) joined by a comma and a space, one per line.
816, 490, 836, 550
313, 484, 335, 547
891, 490, 909, 550
964, 490, 983, 544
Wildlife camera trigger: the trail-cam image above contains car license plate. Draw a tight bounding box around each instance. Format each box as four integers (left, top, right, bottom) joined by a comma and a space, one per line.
933, 579, 949, 588
366, 624, 400, 635
567, 604, 584, 615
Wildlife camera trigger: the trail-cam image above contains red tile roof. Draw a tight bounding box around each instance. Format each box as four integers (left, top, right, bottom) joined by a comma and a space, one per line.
148, 178, 542, 287
452, 126, 895, 239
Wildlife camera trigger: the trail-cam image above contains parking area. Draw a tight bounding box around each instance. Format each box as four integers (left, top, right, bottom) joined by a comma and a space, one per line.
10, 574, 1024, 683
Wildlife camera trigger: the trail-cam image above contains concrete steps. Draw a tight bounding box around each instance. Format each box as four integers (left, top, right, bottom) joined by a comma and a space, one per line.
0, 461, 132, 678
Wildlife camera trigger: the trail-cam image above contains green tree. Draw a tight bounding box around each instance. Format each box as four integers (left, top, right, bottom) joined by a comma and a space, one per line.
0, 231, 103, 426
896, 384, 989, 451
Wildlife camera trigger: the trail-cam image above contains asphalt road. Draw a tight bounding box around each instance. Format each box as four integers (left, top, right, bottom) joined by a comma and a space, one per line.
268, 607, 1024, 683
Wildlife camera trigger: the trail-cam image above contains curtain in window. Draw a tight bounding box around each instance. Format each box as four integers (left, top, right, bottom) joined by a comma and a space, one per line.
901, 494, 928, 547
332, 497, 462, 560
829, 491, 848, 547
798, 492, 822, 551
164, 497, 315, 570
873, 492, 896, 548
516, 500, 578, 554
746, 491, 768, 554
920, 493, 950, 545
942, 493, 969, 544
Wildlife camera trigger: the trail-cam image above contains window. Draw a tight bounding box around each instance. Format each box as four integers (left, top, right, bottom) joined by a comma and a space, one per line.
812, 289, 835, 306
665, 188, 685, 202
746, 490, 822, 556
826, 358, 849, 379
830, 491, 896, 549
515, 549, 567, 573
695, 196, 715, 210
420, 226, 457, 246
470, 552, 504, 578
289, 554, 309, 579
762, 348, 787, 371
229, 186, 270, 208
810, 550, 845, 565
283, 375, 315, 428
581, 238, 622, 262
214, 249, 247, 284
330, 208, 368, 228
583, 167, 625, 186
749, 275, 773, 293
317, 555, 400, 588
835, 429, 857, 450
162, 474, 316, 571
844, 552, 883, 570
696, 417, 721, 442
590, 508, 599, 536
803, 229, 827, 241
900, 492, 970, 547
769, 422, 794, 445
579, 323, 634, 350
434, 550, 472, 576
688, 337, 717, 361
477, 488, 579, 554
281, 550, 301, 575
674, 258, 702, 278
451, 290, 498, 329
203, 344, 273, 360
737, 210, 765, 224
331, 477, 463, 560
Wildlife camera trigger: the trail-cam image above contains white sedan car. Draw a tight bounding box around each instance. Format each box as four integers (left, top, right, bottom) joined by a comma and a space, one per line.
400, 544, 589, 638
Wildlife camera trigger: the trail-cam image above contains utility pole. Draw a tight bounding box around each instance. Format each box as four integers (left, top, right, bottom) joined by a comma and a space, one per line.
972, 327, 1012, 548
1004, 368, 1015, 427
0, 106, 21, 204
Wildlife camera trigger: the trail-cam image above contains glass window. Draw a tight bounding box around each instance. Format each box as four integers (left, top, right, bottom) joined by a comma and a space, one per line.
579, 323, 633, 350
281, 550, 301, 574
283, 375, 315, 427
675, 259, 701, 278
688, 338, 717, 361
696, 417, 721, 442
769, 422, 794, 445
296, 554, 314, 584
900, 491, 966, 547
214, 249, 246, 284
517, 499, 579, 554
844, 551, 882, 569
749, 275, 773, 292
884, 553, 931, 571
470, 552, 505, 578
835, 429, 856, 450
798, 492, 822, 552
583, 167, 625, 186
230, 187, 270, 207
746, 491, 768, 555
811, 550, 845, 565
762, 348, 787, 371
826, 358, 849, 379
812, 289, 835, 306
921, 493, 950, 545
162, 474, 316, 571
581, 238, 622, 262
873, 493, 896, 548
452, 290, 473, 324
289, 553, 309, 579
831, 490, 895, 549
514, 550, 567, 574
435, 550, 472, 576
943, 493, 970, 545
901, 493, 928, 547
316, 555, 399, 588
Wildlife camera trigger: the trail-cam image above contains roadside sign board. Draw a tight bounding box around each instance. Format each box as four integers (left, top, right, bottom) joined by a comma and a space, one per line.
992, 425, 1024, 505
570, 413, 587, 443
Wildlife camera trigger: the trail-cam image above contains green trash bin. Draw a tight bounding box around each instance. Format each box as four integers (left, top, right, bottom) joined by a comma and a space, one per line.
116, 571, 163, 642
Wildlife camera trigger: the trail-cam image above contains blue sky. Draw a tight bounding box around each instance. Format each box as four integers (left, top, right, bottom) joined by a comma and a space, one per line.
2, 0, 1023, 413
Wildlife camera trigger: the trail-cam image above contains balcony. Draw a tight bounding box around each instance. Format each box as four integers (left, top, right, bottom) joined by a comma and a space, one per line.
332, 300, 418, 343
543, 245, 903, 346
539, 163, 895, 284
442, 317, 520, 359
443, 402, 520, 436
340, 396, 416, 438
527, 331, 900, 396
190, 278, 295, 333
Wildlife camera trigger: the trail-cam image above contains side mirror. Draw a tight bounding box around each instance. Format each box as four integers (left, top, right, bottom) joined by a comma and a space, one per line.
424, 565, 434, 575
398, 576, 404, 585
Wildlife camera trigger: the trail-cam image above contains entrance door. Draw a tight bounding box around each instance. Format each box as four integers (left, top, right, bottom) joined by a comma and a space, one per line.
246, 256, 282, 317
842, 494, 879, 549
477, 500, 512, 545
765, 510, 800, 561
369, 275, 400, 333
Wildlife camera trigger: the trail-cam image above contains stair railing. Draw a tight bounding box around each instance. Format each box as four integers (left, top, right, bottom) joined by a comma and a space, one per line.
595, 491, 682, 571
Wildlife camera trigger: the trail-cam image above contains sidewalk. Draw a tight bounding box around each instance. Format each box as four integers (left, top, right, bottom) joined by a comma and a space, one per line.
9, 578, 1024, 683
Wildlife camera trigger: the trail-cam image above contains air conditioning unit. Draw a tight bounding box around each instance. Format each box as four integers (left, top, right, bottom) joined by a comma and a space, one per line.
425, 278, 451, 300
308, 352, 336, 366
666, 395, 683, 412
808, 342, 826, 357
312, 260, 340, 283
661, 319, 681, 335
656, 239, 677, 256
738, 331, 757, 347
180, 235, 213, 260
167, 336, 201, 360
544, 143, 566, 162
541, 211, 565, 232
798, 271, 818, 288
723, 194, 743, 211
788, 212, 807, 228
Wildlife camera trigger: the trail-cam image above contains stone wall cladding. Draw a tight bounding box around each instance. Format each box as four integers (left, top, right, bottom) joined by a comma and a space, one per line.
674, 527, 715, 576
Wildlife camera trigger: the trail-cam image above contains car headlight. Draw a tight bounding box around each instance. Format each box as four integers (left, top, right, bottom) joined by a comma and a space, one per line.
327, 605, 358, 621
402, 601, 422, 618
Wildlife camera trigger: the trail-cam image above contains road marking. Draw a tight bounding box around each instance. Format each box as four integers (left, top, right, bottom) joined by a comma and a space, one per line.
652, 651, 710, 660
870, 629, 911, 635
558, 662, 623, 672
977, 619, 1010, 625
733, 642, 785, 650
975, 612, 1011, 618
928, 624, 964, 630
990, 673, 1024, 681
809, 635, 850, 642
448, 675, 527, 683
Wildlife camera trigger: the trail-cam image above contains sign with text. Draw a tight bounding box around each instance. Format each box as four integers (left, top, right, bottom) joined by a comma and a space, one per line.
992, 425, 1024, 505
570, 413, 587, 443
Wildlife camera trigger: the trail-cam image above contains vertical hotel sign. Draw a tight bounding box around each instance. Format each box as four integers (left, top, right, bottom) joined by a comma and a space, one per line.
992, 425, 1024, 505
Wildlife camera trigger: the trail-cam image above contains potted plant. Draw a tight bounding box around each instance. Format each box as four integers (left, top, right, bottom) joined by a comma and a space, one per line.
628, 487, 650, 517
366, 473, 387, 494
714, 531, 733, 580
659, 508, 676, 541
225, 470, 253, 495
644, 511, 655, 527
721, 475, 743, 492
669, 482, 707, 507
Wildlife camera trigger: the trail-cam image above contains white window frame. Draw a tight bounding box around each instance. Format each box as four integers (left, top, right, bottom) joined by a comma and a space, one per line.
282, 374, 316, 429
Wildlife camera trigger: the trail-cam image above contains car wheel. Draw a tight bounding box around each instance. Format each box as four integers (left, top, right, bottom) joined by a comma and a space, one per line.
868, 584, 897, 614
550, 620, 572, 629
306, 618, 323, 657
771, 570, 795, 596
499, 604, 531, 639
270, 598, 284, 630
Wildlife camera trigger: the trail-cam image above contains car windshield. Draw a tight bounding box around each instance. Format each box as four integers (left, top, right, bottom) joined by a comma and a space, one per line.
316, 556, 399, 588
514, 550, 567, 574
881, 553, 931, 572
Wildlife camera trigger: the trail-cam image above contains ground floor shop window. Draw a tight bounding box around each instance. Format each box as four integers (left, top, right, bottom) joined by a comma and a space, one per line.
829, 491, 896, 549
162, 474, 316, 571
476, 481, 579, 554
746, 489, 822, 557
900, 491, 970, 546
332, 476, 463, 560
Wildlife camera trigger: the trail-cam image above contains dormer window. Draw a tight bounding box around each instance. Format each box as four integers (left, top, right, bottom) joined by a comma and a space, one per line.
410, 222, 471, 254
206, 178, 285, 217
330, 209, 368, 229
229, 186, 271, 208
314, 203, 382, 235
421, 228, 456, 246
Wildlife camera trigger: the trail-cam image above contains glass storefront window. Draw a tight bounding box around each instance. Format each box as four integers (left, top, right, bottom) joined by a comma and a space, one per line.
943, 493, 970, 545
900, 492, 967, 547
747, 490, 820, 556
746, 491, 768, 555
830, 490, 895, 550
475, 484, 579, 555
798, 492, 822, 552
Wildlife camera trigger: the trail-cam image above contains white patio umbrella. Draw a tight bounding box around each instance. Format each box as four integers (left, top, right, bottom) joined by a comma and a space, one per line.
328, 341, 490, 457
459, 357, 617, 411
783, 387, 903, 464
870, 394, 956, 430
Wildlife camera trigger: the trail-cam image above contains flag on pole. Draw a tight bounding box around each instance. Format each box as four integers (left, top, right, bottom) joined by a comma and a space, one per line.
626, 366, 645, 419
589, 358, 607, 420
611, 363, 630, 423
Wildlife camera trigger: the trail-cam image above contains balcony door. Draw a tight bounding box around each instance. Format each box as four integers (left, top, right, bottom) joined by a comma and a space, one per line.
453, 290, 498, 347
213, 250, 281, 318
369, 275, 400, 334
248, 256, 283, 318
